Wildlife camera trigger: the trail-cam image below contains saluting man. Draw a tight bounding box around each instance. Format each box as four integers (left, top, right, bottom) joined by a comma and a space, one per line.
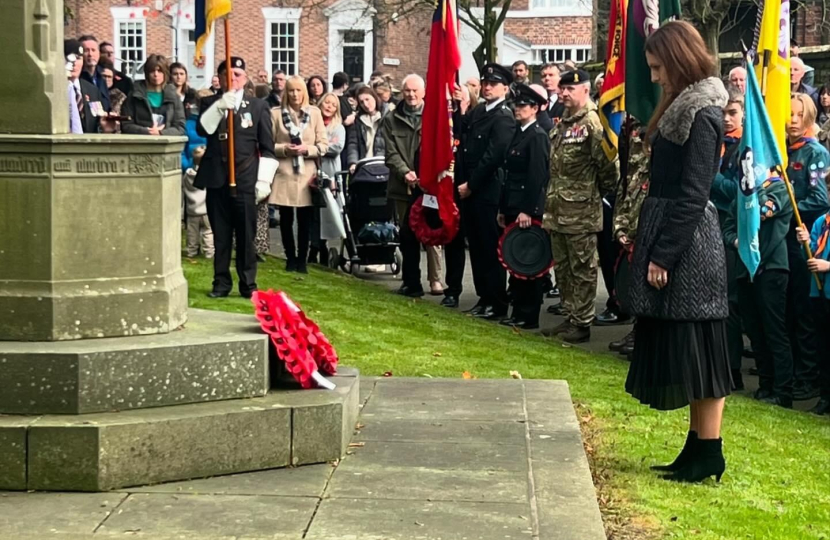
444, 63, 516, 318
196, 57, 278, 299
543, 69, 619, 343
497, 83, 551, 329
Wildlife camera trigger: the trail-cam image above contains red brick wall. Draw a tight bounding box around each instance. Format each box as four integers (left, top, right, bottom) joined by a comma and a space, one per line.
374, 8, 432, 83
797, 4, 823, 47
505, 16, 592, 47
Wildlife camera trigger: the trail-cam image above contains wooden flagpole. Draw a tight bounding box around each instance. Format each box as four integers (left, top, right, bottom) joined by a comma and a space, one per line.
224, 17, 236, 193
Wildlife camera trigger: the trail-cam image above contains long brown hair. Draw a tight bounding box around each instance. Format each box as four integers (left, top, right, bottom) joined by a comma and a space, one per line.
645, 20, 716, 139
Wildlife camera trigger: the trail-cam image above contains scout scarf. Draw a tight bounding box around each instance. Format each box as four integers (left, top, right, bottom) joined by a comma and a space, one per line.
788, 136, 818, 154
282, 106, 311, 174
720, 127, 743, 158
816, 213, 830, 258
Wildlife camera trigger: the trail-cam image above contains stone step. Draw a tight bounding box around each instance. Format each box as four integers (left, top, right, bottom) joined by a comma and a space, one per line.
0, 309, 269, 415
0, 371, 358, 492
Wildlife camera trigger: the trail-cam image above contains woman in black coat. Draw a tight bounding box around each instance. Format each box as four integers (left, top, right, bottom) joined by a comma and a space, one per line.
345, 86, 388, 173
625, 21, 731, 483
121, 54, 185, 136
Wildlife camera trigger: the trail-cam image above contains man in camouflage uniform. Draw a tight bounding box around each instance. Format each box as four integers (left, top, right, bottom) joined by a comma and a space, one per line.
542, 69, 619, 343
608, 127, 648, 356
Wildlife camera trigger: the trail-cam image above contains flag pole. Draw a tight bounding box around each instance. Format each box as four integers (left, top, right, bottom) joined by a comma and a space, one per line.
224, 17, 237, 194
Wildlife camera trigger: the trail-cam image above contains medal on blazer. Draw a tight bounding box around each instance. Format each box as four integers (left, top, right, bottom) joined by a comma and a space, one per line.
240, 112, 253, 129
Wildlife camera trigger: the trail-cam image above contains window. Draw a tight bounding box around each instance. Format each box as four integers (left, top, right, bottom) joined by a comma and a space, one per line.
111, 8, 146, 78
263, 8, 302, 76
534, 47, 591, 64
531, 0, 577, 8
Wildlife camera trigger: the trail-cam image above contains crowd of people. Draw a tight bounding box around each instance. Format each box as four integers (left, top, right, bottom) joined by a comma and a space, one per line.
63, 24, 829, 482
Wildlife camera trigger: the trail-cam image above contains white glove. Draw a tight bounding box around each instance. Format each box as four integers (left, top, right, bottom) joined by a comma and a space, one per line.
217, 90, 240, 111
255, 181, 271, 203
200, 91, 242, 135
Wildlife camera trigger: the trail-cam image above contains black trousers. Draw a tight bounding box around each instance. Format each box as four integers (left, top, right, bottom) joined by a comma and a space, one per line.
206, 187, 258, 295
597, 195, 620, 312
464, 198, 506, 308
308, 208, 328, 265
398, 191, 424, 291
505, 215, 543, 324
738, 270, 793, 399
444, 193, 467, 298
279, 206, 313, 265
724, 246, 744, 371
786, 220, 821, 389
811, 298, 830, 400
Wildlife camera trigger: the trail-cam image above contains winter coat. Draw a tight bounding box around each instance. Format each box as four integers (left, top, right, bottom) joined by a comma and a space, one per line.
346, 109, 387, 166
321, 122, 346, 181
382, 103, 422, 202
629, 76, 729, 321
121, 81, 186, 136
268, 105, 328, 207
182, 115, 207, 171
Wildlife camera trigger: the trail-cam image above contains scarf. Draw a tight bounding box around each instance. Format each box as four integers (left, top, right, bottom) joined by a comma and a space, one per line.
788, 135, 818, 154
817, 214, 830, 258
721, 127, 743, 158
282, 106, 311, 174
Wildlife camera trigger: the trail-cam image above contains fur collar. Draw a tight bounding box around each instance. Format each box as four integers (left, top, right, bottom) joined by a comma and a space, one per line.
658, 77, 728, 146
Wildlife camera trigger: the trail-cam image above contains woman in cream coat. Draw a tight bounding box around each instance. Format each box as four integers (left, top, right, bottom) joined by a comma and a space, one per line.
270, 76, 328, 273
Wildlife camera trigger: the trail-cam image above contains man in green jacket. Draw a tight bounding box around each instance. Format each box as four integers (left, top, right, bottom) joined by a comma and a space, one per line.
382, 74, 443, 297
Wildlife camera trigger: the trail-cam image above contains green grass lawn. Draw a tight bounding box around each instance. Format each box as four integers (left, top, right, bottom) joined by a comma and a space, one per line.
184, 255, 830, 540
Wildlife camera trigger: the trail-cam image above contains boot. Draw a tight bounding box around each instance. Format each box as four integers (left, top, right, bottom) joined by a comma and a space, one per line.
608, 328, 634, 352
541, 320, 573, 337
561, 325, 590, 344
664, 438, 725, 483
651, 431, 697, 472
285, 257, 298, 272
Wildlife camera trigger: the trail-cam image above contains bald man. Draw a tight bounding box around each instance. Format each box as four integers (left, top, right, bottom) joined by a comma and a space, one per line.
728, 66, 746, 93
791, 57, 819, 109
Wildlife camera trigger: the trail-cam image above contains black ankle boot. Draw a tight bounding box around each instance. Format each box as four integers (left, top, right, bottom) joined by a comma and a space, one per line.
650, 431, 698, 472
664, 438, 725, 483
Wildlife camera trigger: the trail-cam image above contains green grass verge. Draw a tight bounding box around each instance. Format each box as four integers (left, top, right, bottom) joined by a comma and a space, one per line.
184, 255, 830, 540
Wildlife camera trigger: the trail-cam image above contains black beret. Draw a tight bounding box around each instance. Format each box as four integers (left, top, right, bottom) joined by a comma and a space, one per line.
559, 69, 591, 86
480, 63, 513, 85
217, 56, 246, 73
64, 39, 83, 61
512, 83, 546, 107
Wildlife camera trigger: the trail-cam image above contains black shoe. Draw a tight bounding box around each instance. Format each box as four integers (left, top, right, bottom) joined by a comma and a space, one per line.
240, 290, 254, 299
651, 431, 698, 472
256, 254, 266, 263
731, 369, 745, 391
482, 306, 508, 320
619, 341, 635, 355
541, 321, 573, 337
286, 259, 298, 272
465, 304, 486, 316
609, 329, 635, 352
664, 438, 725, 483
297, 260, 308, 274
546, 286, 560, 299
500, 317, 525, 327
499, 318, 539, 330
809, 398, 830, 415
793, 385, 820, 401
441, 295, 459, 308
753, 388, 774, 401
760, 395, 793, 408
561, 325, 591, 344
397, 285, 425, 298
546, 303, 564, 315
594, 308, 631, 326
207, 290, 229, 298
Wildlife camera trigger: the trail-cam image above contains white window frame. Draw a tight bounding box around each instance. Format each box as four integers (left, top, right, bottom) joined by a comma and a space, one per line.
324, 0, 374, 85
507, 0, 591, 17
262, 7, 302, 77
532, 46, 591, 65
110, 7, 147, 80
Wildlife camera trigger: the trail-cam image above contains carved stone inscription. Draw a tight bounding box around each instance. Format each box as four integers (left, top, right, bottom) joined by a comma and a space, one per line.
130, 154, 162, 175
0, 157, 47, 174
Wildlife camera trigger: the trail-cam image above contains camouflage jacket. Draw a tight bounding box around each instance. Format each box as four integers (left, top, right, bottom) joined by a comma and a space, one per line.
544, 101, 619, 233
613, 134, 649, 242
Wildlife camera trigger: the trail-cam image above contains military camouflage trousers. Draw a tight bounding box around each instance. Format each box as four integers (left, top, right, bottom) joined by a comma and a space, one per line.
550, 232, 599, 328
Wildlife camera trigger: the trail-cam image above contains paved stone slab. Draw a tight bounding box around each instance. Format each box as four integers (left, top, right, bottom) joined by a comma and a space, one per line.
537, 493, 607, 540
307, 498, 533, 540
371, 377, 524, 404
96, 493, 317, 538
0, 492, 125, 537
353, 417, 527, 445
361, 396, 524, 421
122, 465, 333, 497
344, 440, 527, 472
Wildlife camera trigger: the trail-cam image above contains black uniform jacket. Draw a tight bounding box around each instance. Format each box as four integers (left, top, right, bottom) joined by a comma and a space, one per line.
457, 100, 516, 205
78, 79, 103, 134
195, 94, 276, 195
501, 121, 551, 217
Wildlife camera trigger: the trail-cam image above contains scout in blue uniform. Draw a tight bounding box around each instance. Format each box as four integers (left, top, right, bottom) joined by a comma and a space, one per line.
784, 93, 830, 402
497, 84, 551, 329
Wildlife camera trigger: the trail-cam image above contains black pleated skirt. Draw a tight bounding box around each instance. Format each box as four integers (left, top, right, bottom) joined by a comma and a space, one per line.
625, 317, 733, 411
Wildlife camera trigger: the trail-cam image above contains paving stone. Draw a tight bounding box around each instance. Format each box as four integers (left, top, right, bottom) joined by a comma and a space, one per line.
537, 493, 607, 540
353, 418, 527, 445
533, 458, 596, 501
96, 493, 317, 538
361, 397, 524, 421
122, 464, 334, 497
306, 498, 533, 540
0, 492, 125, 537
373, 378, 524, 404
344, 440, 527, 472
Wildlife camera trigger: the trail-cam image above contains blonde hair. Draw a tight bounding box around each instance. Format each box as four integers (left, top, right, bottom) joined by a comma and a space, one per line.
282, 75, 310, 109
318, 92, 342, 130
792, 92, 817, 128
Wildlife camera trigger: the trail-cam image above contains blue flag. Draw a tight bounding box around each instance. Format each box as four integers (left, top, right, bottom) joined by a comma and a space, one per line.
737, 64, 784, 278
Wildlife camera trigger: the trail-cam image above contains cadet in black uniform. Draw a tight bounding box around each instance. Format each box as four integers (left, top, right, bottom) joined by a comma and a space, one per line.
195, 57, 279, 298
442, 63, 516, 317
498, 84, 551, 329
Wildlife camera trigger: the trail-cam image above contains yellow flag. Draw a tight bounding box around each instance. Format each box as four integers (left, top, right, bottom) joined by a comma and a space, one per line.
194, 0, 233, 66
755, 0, 790, 167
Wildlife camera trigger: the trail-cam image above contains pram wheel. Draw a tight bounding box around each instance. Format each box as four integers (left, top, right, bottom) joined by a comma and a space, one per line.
328, 248, 339, 270
349, 261, 360, 276
391, 250, 402, 276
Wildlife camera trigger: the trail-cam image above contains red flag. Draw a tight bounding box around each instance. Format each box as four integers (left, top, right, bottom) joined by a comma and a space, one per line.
419, 0, 461, 229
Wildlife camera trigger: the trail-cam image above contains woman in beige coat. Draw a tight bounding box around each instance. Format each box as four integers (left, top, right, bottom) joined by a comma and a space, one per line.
270, 76, 328, 273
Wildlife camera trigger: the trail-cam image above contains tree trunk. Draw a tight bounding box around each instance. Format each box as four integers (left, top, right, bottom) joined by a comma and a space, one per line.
699, 21, 722, 71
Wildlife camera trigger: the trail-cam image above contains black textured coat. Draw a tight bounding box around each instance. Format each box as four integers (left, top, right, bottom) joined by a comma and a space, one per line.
500, 122, 550, 217
457, 100, 516, 205
629, 77, 729, 321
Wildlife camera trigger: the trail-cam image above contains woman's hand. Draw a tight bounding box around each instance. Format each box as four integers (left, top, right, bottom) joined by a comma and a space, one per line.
517, 212, 532, 229
807, 258, 830, 273
290, 144, 308, 156
647, 261, 669, 290
349, 164, 356, 174
148, 124, 164, 136
344, 112, 356, 126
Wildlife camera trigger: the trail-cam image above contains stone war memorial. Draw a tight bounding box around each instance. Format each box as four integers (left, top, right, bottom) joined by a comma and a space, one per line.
0, 0, 359, 493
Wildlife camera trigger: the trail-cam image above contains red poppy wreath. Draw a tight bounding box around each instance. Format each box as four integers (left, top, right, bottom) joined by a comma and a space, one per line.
408, 194, 460, 246
252, 290, 338, 389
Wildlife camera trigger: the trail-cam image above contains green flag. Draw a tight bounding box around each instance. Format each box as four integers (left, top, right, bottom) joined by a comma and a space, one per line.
625, 0, 682, 124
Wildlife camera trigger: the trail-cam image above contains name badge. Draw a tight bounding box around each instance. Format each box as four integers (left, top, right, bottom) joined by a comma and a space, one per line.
240, 112, 253, 129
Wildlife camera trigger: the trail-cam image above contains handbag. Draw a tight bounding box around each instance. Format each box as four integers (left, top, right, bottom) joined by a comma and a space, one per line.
309, 158, 328, 209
